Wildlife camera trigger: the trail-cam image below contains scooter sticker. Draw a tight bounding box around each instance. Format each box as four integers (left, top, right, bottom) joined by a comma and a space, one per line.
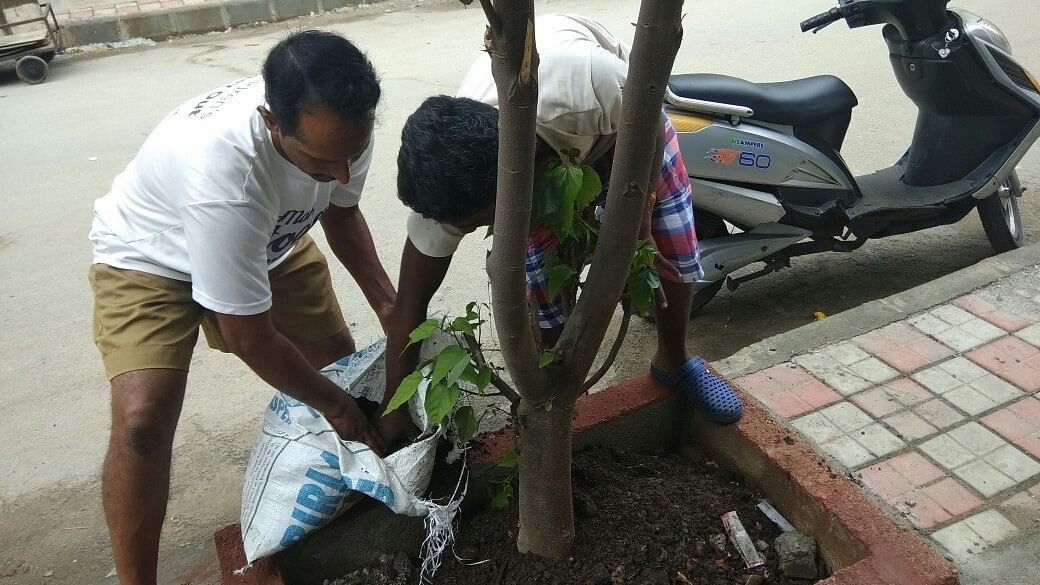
706, 148, 741, 165
706, 148, 772, 169
731, 138, 766, 149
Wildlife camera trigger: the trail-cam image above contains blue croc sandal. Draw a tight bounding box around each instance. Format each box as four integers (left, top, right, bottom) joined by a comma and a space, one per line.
651, 357, 743, 424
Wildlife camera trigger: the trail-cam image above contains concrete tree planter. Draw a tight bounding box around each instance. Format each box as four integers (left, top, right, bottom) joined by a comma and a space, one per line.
214, 373, 958, 585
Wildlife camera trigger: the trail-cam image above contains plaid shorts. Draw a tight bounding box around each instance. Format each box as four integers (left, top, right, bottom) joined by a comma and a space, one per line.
526, 113, 701, 328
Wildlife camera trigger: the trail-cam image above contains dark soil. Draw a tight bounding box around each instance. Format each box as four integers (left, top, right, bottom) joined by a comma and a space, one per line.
435, 446, 818, 585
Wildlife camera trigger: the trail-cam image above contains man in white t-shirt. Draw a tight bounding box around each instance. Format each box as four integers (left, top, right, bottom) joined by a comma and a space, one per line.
87, 31, 395, 584
378, 14, 743, 447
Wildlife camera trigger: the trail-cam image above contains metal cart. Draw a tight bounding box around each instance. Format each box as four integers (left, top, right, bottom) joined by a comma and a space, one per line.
1, 0, 61, 84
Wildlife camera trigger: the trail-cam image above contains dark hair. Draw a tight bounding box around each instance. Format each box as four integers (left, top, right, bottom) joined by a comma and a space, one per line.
397, 96, 499, 223
262, 30, 381, 136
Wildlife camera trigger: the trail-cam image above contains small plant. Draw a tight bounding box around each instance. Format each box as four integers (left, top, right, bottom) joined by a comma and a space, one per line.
385, 159, 662, 510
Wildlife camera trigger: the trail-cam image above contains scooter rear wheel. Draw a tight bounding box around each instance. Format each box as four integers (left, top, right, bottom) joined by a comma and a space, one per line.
978, 172, 1023, 253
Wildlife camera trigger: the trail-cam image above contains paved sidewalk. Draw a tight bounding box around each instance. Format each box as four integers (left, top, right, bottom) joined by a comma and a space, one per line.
55, 0, 200, 25
730, 261, 1040, 580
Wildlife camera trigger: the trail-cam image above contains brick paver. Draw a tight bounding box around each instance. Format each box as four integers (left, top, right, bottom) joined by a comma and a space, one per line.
953, 292, 1039, 333
982, 396, 1040, 459
738, 270, 1040, 570
911, 357, 1023, 416
1001, 482, 1040, 512
853, 322, 956, 374
858, 452, 981, 529
733, 364, 841, 418
920, 422, 1040, 497
909, 305, 1006, 352
793, 403, 904, 468
793, 342, 898, 396
931, 510, 1019, 563
967, 336, 1040, 393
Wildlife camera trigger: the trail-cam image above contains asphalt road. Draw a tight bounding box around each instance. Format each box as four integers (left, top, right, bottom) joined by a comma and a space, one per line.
0, 0, 1038, 582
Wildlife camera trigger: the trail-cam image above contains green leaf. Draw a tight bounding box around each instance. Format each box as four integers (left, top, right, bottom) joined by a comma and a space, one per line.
465, 302, 479, 322
425, 382, 460, 424
449, 316, 476, 336
497, 449, 519, 468
575, 164, 602, 210
430, 345, 470, 385
546, 263, 576, 300
628, 270, 653, 314
406, 319, 440, 349
382, 370, 423, 417
538, 352, 556, 368
631, 240, 657, 269
454, 405, 477, 442
557, 166, 583, 235
476, 366, 493, 392
646, 269, 662, 289
459, 363, 479, 385
446, 354, 471, 387
488, 482, 513, 510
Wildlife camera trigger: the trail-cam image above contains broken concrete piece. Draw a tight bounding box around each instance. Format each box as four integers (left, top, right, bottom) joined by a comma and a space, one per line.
775, 531, 818, 580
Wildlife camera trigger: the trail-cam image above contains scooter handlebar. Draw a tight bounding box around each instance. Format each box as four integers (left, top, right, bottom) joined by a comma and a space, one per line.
800, 7, 844, 33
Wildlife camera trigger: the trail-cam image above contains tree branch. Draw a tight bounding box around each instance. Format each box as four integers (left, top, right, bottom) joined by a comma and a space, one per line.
557, 0, 685, 390
477, 0, 502, 35
484, 0, 549, 401
464, 333, 522, 405
581, 302, 632, 393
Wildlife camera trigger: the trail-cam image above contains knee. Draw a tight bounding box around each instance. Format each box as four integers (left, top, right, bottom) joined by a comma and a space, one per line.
111, 391, 180, 458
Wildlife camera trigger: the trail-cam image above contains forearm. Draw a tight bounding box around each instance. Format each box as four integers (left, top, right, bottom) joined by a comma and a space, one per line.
235, 329, 349, 417
381, 239, 452, 415
323, 206, 396, 314
383, 300, 426, 410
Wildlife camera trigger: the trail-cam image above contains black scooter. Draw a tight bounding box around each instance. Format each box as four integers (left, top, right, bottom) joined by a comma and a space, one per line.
663, 0, 1039, 312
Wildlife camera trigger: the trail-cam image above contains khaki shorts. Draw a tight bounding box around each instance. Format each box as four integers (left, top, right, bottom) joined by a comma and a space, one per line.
89, 235, 346, 380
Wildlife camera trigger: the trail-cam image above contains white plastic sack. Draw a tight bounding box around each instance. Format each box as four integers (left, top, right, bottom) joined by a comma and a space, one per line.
240, 337, 455, 563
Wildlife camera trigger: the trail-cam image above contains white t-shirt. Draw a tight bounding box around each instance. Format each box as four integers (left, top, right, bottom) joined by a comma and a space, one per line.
89, 76, 373, 315
407, 13, 629, 258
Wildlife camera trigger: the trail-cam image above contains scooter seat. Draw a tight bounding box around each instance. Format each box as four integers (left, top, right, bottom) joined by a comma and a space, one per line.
668, 74, 858, 126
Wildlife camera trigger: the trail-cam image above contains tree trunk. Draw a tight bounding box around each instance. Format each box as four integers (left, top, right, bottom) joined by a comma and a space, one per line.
477, 0, 686, 561
557, 0, 686, 381
515, 395, 577, 557
480, 0, 547, 401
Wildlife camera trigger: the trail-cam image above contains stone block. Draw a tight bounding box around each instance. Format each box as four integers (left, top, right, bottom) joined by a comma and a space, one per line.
226, 0, 274, 26
122, 11, 176, 40
169, 5, 227, 35
59, 17, 125, 46
775, 531, 818, 580
272, 0, 319, 20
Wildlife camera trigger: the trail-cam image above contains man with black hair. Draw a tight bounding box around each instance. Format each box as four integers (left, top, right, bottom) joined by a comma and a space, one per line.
87, 30, 393, 584
381, 14, 743, 447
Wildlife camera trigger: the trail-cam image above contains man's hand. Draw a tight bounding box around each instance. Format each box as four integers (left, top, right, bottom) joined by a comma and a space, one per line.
372, 409, 420, 455
326, 395, 387, 456
214, 311, 390, 454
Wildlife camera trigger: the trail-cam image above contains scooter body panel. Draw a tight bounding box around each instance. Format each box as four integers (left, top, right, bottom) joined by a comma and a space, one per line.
674, 119, 854, 192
